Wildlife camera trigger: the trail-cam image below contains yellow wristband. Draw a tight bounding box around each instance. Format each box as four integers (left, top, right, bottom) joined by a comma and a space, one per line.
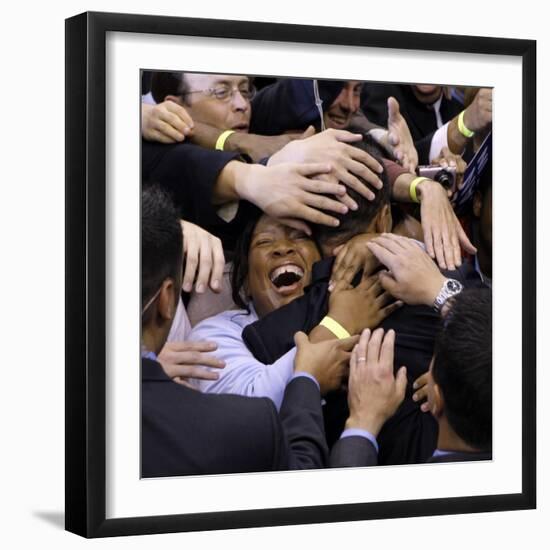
409, 177, 427, 204
215, 129, 236, 151
458, 110, 475, 138
319, 316, 351, 339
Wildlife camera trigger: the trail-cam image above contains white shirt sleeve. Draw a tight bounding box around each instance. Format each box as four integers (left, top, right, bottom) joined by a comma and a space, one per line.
429, 122, 450, 163
189, 310, 296, 409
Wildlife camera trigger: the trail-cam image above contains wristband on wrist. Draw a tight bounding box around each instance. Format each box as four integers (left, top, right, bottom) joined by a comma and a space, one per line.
457, 110, 475, 138
215, 129, 236, 151
409, 177, 428, 204
319, 316, 351, 339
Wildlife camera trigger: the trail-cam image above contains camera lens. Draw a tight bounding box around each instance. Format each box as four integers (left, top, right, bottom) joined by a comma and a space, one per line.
434, 169, 452, 189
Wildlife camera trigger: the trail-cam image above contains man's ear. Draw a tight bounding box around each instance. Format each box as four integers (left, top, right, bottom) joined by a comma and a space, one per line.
374, 203, 392, 233
472, 190, 482, 218
164, 94, 184, 106
157, 278, 178, 322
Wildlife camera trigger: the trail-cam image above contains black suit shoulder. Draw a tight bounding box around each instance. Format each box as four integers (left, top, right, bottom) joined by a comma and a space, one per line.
142, 359, 327, 477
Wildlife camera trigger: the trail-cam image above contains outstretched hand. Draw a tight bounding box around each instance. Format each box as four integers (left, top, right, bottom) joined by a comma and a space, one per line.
345, 328, 408, 436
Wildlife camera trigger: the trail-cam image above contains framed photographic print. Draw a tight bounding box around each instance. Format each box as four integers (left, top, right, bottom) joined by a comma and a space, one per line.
65, 11, 536, 538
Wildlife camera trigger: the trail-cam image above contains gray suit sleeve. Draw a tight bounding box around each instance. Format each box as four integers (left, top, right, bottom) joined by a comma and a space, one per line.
330, 436, 379, 468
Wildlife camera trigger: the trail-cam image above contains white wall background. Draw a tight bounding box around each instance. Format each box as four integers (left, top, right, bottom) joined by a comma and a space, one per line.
0, 0, 547, 547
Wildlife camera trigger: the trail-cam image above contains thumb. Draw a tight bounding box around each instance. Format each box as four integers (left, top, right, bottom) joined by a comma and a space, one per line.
387, 96, 401, 125
378, 270, 399, 294
293, 331, 309, 349
396, 366, 408, 400
300, 125, 316, 139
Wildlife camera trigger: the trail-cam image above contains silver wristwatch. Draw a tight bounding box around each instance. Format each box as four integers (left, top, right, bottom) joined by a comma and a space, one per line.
433, 278, 463, 313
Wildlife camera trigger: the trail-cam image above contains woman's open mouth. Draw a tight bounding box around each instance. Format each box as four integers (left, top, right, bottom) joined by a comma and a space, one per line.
269, 263, 305, 296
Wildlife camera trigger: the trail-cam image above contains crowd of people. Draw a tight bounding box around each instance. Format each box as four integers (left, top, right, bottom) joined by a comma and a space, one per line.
140, 72, 493, 477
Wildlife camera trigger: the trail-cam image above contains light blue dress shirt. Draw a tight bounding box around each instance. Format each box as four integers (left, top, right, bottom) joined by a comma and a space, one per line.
188, 305, 297, 410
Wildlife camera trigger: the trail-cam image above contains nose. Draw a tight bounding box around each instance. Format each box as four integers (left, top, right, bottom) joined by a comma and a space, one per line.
231, 89, 249, 112
272, 240, 296, 257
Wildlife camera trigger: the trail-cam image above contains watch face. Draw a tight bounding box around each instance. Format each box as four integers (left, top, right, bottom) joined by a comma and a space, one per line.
446, 279, 462, 292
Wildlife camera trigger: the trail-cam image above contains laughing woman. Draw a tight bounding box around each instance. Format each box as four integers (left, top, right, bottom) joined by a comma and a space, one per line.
188, 209, 397, 408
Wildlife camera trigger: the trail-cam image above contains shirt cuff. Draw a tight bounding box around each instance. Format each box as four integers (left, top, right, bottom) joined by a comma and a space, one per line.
291, 372, 320, 391
340, 428, 379, 453
429, 122, 450, 163
216, 201, 240, 223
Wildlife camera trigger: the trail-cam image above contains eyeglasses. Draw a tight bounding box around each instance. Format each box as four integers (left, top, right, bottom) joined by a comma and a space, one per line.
183, 84, 257, 102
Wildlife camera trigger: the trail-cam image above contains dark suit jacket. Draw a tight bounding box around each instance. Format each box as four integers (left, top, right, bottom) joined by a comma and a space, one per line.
361, 84, 464, 165
330, 436, 378, 468
242, 257, 486, 465
142, 358, 329, 477
141, 140, 250, 250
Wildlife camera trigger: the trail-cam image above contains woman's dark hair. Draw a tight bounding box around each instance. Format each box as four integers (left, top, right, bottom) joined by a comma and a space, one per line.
230, 206, 264, 311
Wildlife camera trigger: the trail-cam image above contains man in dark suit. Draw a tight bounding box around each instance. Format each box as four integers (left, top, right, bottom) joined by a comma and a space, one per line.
140, 186, 359, 477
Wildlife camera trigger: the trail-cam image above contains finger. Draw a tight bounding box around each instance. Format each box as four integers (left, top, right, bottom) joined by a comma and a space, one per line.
380, 299, 403, 318
372, 233, 409, 253
420, 402, 431, 413
336, 192, 359, 211
294, 331, 309, 350
366, 328, 384, 365
302, 191, 349, 215
172, 377, 198, 389
365, 241, 399, 271
296, 204, 340, 228
440, 228, 455, 271
356, 329, 371, 365
302, 178, 347, 196
171, 365, 222, 380
396, 366, 408, 401
344, 145, 384, 175
176, 352, 225, 369
164, 101, 194, 127
350, 343, 358, 371
412, 372, 430, 390
182, 238, 199, 292
194, 239, 213, 294
157, 109, 191, 135
412, 385, 429, 403
166, 340, 218, 353
430, 224, 447, 270
154, 119, 186, 142
277, 217, 313, 236
297, 162, 333, 177
329, 129, 363, 143
337, 334, 360, 352
457, 223, 478, 255
449, 230, 461, 268
377, 270, 399, 295
209, 239, 225, 293
330, 277, 353, 294
423, 224, 436, 260
387, 96, 401, 125
379, 329, 396, 372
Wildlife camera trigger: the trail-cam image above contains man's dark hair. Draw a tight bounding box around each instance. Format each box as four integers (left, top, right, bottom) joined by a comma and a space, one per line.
142, 186, 183, 315
150, 71, 189, 104
311, 134, 390, 246
432, 288, 492, 450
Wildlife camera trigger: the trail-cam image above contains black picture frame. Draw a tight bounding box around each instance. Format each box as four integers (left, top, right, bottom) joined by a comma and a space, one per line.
65, 10, 536, 538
